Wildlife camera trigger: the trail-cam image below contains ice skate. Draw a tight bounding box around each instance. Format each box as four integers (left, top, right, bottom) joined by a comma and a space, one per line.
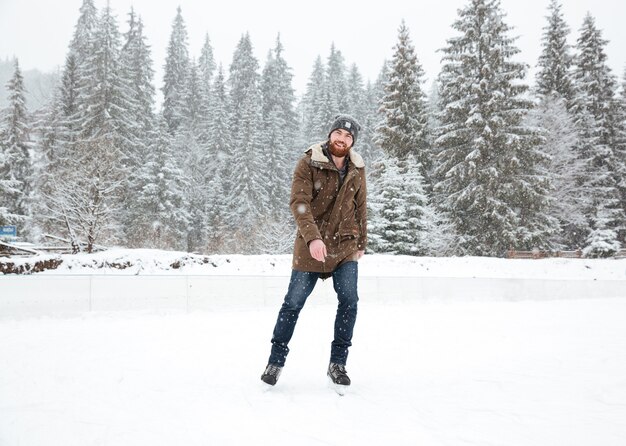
261, 363, 282, 386
327, 362, 350, 395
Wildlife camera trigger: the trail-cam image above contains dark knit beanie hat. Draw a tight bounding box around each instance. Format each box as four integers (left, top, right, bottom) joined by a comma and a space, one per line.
328, 114, 361, 146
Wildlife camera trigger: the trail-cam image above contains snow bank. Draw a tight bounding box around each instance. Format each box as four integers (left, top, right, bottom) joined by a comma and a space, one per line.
2, 248, 626, 280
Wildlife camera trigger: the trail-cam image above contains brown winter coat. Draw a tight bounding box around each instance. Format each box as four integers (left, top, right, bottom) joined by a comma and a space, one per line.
291, 142, 367, 274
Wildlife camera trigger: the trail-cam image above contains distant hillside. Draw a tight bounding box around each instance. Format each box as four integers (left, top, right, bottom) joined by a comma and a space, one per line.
0, 58, 59, 112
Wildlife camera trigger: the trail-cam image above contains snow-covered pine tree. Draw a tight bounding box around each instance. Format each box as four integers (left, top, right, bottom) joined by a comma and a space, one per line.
183, 60, 201, 131
345, 63, 377, 159
359, 82, 376, 164
162, 6, 190, 134
424, 79, 460, 255
532, 0, 584, 249
301, 56, 329, 144
366, 152, 400, 254
359, 61, 390, 167
198, 33, 216, 89
394, 154, 431, 255
70, 0, 98, 60
128, 117, 190, 250
225, 33, 268, 252
372, 60, 391, 114
205, 166, 227, 253
78, 3, 136, 153
56, 53, 81, 154
44, 3, 133, 249
207, 65, 229, 175
346, 64, 367, 127
435, 0, 555, 257
571, 14, 625, 256
0, 59, 32, 231
71, 0, 100, 141
33, 0, 98, 241
376, 21, 432, 181
528, 96, 588, 249
426, 80, 442, 140
48, 0, 98, 162
120, 9, 158, 246
28, 89, 61, 241
77, 5, 136, 254
260, 35, 297, 223
368, 154, 432, 255
205, 65, 230, 253
172, 54, 212, 252
169, 127, 203, 252
359, 82, 379, 164
535, 0, 575, 101
408, 151, 459, 256
197, 33, 216, 145
34, 89, 62, 180
326, 44, 349, 118
120, 9, 155, 164
419, 191, 459, 257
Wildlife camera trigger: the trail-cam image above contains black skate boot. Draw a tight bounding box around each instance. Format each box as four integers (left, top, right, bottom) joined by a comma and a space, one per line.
261, 363, 282, 386
327, 362, 351, 386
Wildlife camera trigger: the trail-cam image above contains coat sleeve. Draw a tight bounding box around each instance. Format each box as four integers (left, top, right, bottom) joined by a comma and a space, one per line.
290, 157, 322, 245
356, 169, 367, 251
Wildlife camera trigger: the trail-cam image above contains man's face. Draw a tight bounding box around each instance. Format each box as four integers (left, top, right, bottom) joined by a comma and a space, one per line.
329, 129, 353, 157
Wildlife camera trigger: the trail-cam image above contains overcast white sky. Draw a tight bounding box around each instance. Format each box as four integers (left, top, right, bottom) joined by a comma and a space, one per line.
1, 0, 625, 98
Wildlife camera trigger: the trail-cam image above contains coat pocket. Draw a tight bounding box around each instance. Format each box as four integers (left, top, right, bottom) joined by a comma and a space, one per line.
339, 226, 359, 242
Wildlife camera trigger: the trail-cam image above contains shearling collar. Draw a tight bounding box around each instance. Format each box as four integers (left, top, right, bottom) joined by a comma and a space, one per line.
307, 141, 365, 168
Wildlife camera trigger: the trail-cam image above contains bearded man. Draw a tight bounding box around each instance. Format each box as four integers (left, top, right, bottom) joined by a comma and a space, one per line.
261, 115, 367, 391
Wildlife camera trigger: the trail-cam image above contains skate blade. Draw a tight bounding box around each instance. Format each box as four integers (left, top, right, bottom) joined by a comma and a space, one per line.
334, 385, 347, 396
260, 380, 276, 392
328, 377, 348, 396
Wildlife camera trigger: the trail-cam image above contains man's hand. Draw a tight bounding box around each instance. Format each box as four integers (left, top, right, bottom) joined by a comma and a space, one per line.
309, 239, 327, 262
357, 250, 365, 260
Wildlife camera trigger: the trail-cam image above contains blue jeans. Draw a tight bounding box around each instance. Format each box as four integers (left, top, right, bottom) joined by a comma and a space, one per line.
268, 261, 359, 367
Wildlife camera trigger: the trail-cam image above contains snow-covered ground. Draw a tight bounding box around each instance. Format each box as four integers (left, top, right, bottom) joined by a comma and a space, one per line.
1, 251, 626, 445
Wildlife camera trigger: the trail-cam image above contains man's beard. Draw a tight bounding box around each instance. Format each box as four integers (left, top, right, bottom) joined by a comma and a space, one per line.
329, 140, 350, 158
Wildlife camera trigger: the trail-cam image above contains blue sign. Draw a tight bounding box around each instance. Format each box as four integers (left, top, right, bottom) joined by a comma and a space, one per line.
0, 225, 17, 238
